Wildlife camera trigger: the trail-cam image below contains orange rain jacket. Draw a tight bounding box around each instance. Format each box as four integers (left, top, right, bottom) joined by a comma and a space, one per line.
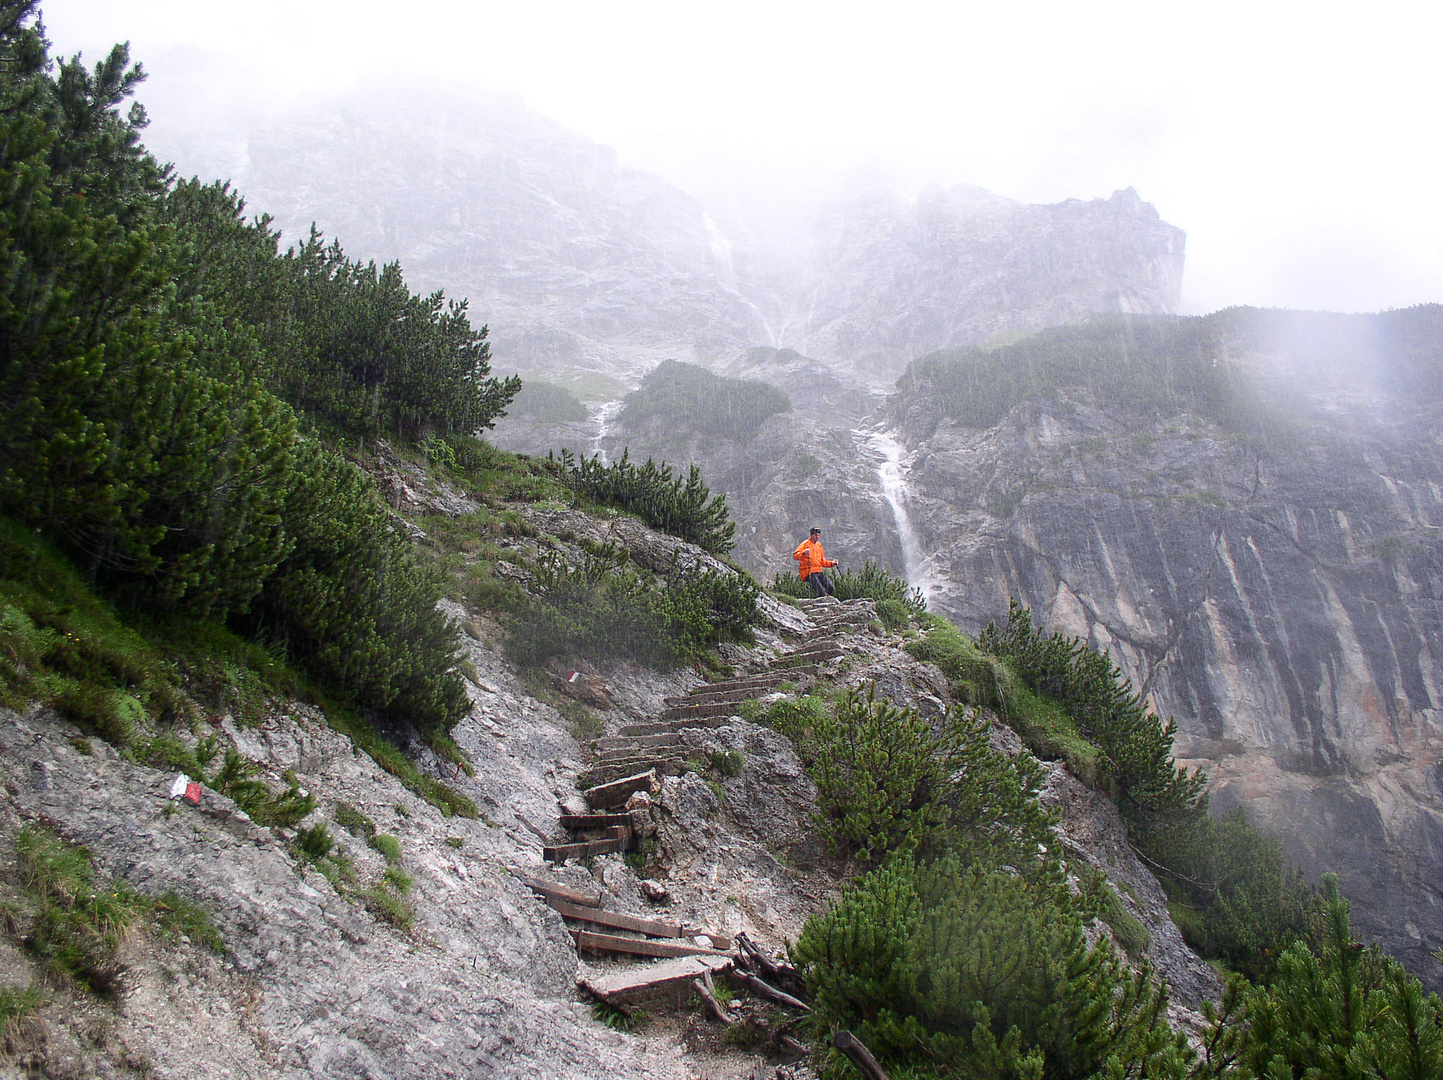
792, 537, 836, 580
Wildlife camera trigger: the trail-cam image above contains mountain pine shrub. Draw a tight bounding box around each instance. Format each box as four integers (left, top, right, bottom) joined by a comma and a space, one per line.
794, 854, 1191, 1080
801, 686, 1058, 871
979, 600, 1205, 820
905, 614, 1101, 784
555, 449, 737, 556
503, 544, 759, 670
979, 600, 1316, 984
1236, 877, 1443, 1079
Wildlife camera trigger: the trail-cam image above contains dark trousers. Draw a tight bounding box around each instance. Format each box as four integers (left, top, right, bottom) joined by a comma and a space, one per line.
806, 571, 835, 598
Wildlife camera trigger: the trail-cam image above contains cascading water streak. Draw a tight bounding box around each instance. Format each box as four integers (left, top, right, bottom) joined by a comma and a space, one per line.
588, 399, 624, 463
864, 429, 938, 600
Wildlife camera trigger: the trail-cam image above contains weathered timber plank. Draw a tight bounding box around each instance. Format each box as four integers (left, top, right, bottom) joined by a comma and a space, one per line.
546, 898, 685, 938
518, 874, 603, 908
558, 813, 633, 830
570, 929, 729, 959
543, 838, 626, 862
582, 768, 657, 809
579, 955, 733, 1006
543, 827, 630, 862
578, 758, 686, 790
594, 733, 684, 752
617, 717, 727, 738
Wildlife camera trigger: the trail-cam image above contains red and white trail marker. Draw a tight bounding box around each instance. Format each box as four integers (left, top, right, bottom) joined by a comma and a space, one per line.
169, 774, 202, 804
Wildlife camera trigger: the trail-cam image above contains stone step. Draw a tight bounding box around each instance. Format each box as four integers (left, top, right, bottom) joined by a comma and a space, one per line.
582, 768, 659, 810
580, 955, 734, 1007
578, 758, 686, 791
594, 732, 684, 753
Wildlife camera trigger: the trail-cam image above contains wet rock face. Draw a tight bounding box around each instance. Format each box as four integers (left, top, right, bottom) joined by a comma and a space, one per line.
141, 79, 1183, 393
790, 186, 1186, 382
898, 385, 1443, 980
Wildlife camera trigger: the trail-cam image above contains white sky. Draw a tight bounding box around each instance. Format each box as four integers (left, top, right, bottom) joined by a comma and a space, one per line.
42, 0, 1443, 314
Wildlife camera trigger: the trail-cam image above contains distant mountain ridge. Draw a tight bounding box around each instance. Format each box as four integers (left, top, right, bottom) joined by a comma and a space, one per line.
138, 74, 1183, 388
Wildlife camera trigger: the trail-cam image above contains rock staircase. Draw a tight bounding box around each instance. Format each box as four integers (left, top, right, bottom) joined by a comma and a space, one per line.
545, 598, 877, 863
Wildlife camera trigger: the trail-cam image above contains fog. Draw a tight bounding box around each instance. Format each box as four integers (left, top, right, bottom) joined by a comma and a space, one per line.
44, 0, 1443, 315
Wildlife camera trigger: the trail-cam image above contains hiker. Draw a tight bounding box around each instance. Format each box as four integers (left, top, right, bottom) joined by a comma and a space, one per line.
793, 527, 838, 598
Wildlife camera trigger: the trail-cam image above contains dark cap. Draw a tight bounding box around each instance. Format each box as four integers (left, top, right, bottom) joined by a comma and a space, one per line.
810, 528, 821, 535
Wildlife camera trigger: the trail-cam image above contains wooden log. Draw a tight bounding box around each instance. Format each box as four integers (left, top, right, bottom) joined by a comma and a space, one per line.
834, 1030, 890, 1080
777, 1034, 808, 1058
557, 813, 633, 830
731, 971, 810, 1012
692, 977, 735, 1025
581, 955, 733, 1007
736, 932, 804, 991
570, 929, 730, 960
581, 768, 658, 809
735, 932, 778, 975
543, 827, 630, 863
518, 874, 603, 908
546, 898, 685, 939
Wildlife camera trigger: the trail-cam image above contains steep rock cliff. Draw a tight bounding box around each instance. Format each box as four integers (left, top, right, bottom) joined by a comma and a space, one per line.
785, 186, 1185, 382
142, 79, 766, 381
888, 307, 1443, 979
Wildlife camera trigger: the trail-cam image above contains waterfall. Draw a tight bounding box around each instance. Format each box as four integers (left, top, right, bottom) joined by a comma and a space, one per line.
588, 400, 624, 464
702, 213, 737, 290
864, 429, 938, 600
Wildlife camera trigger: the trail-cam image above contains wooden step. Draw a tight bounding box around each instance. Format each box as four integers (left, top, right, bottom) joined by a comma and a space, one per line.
776, 645, 842, 663
519, 874, 603, 908
660, 700, 747, 722
663, 686, 760, 709
594, 732, 684, 752
662, 673, 797, 704
583, 768, 659, 810
579, 758, 686, 791
547, 898, 686, 939
543, 825, 632, 863
592, 746, 663, 765
580, 955, 734, 1006
617, 716, 728, 738
558, 813, 633, 831
570, 929, 729, 960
